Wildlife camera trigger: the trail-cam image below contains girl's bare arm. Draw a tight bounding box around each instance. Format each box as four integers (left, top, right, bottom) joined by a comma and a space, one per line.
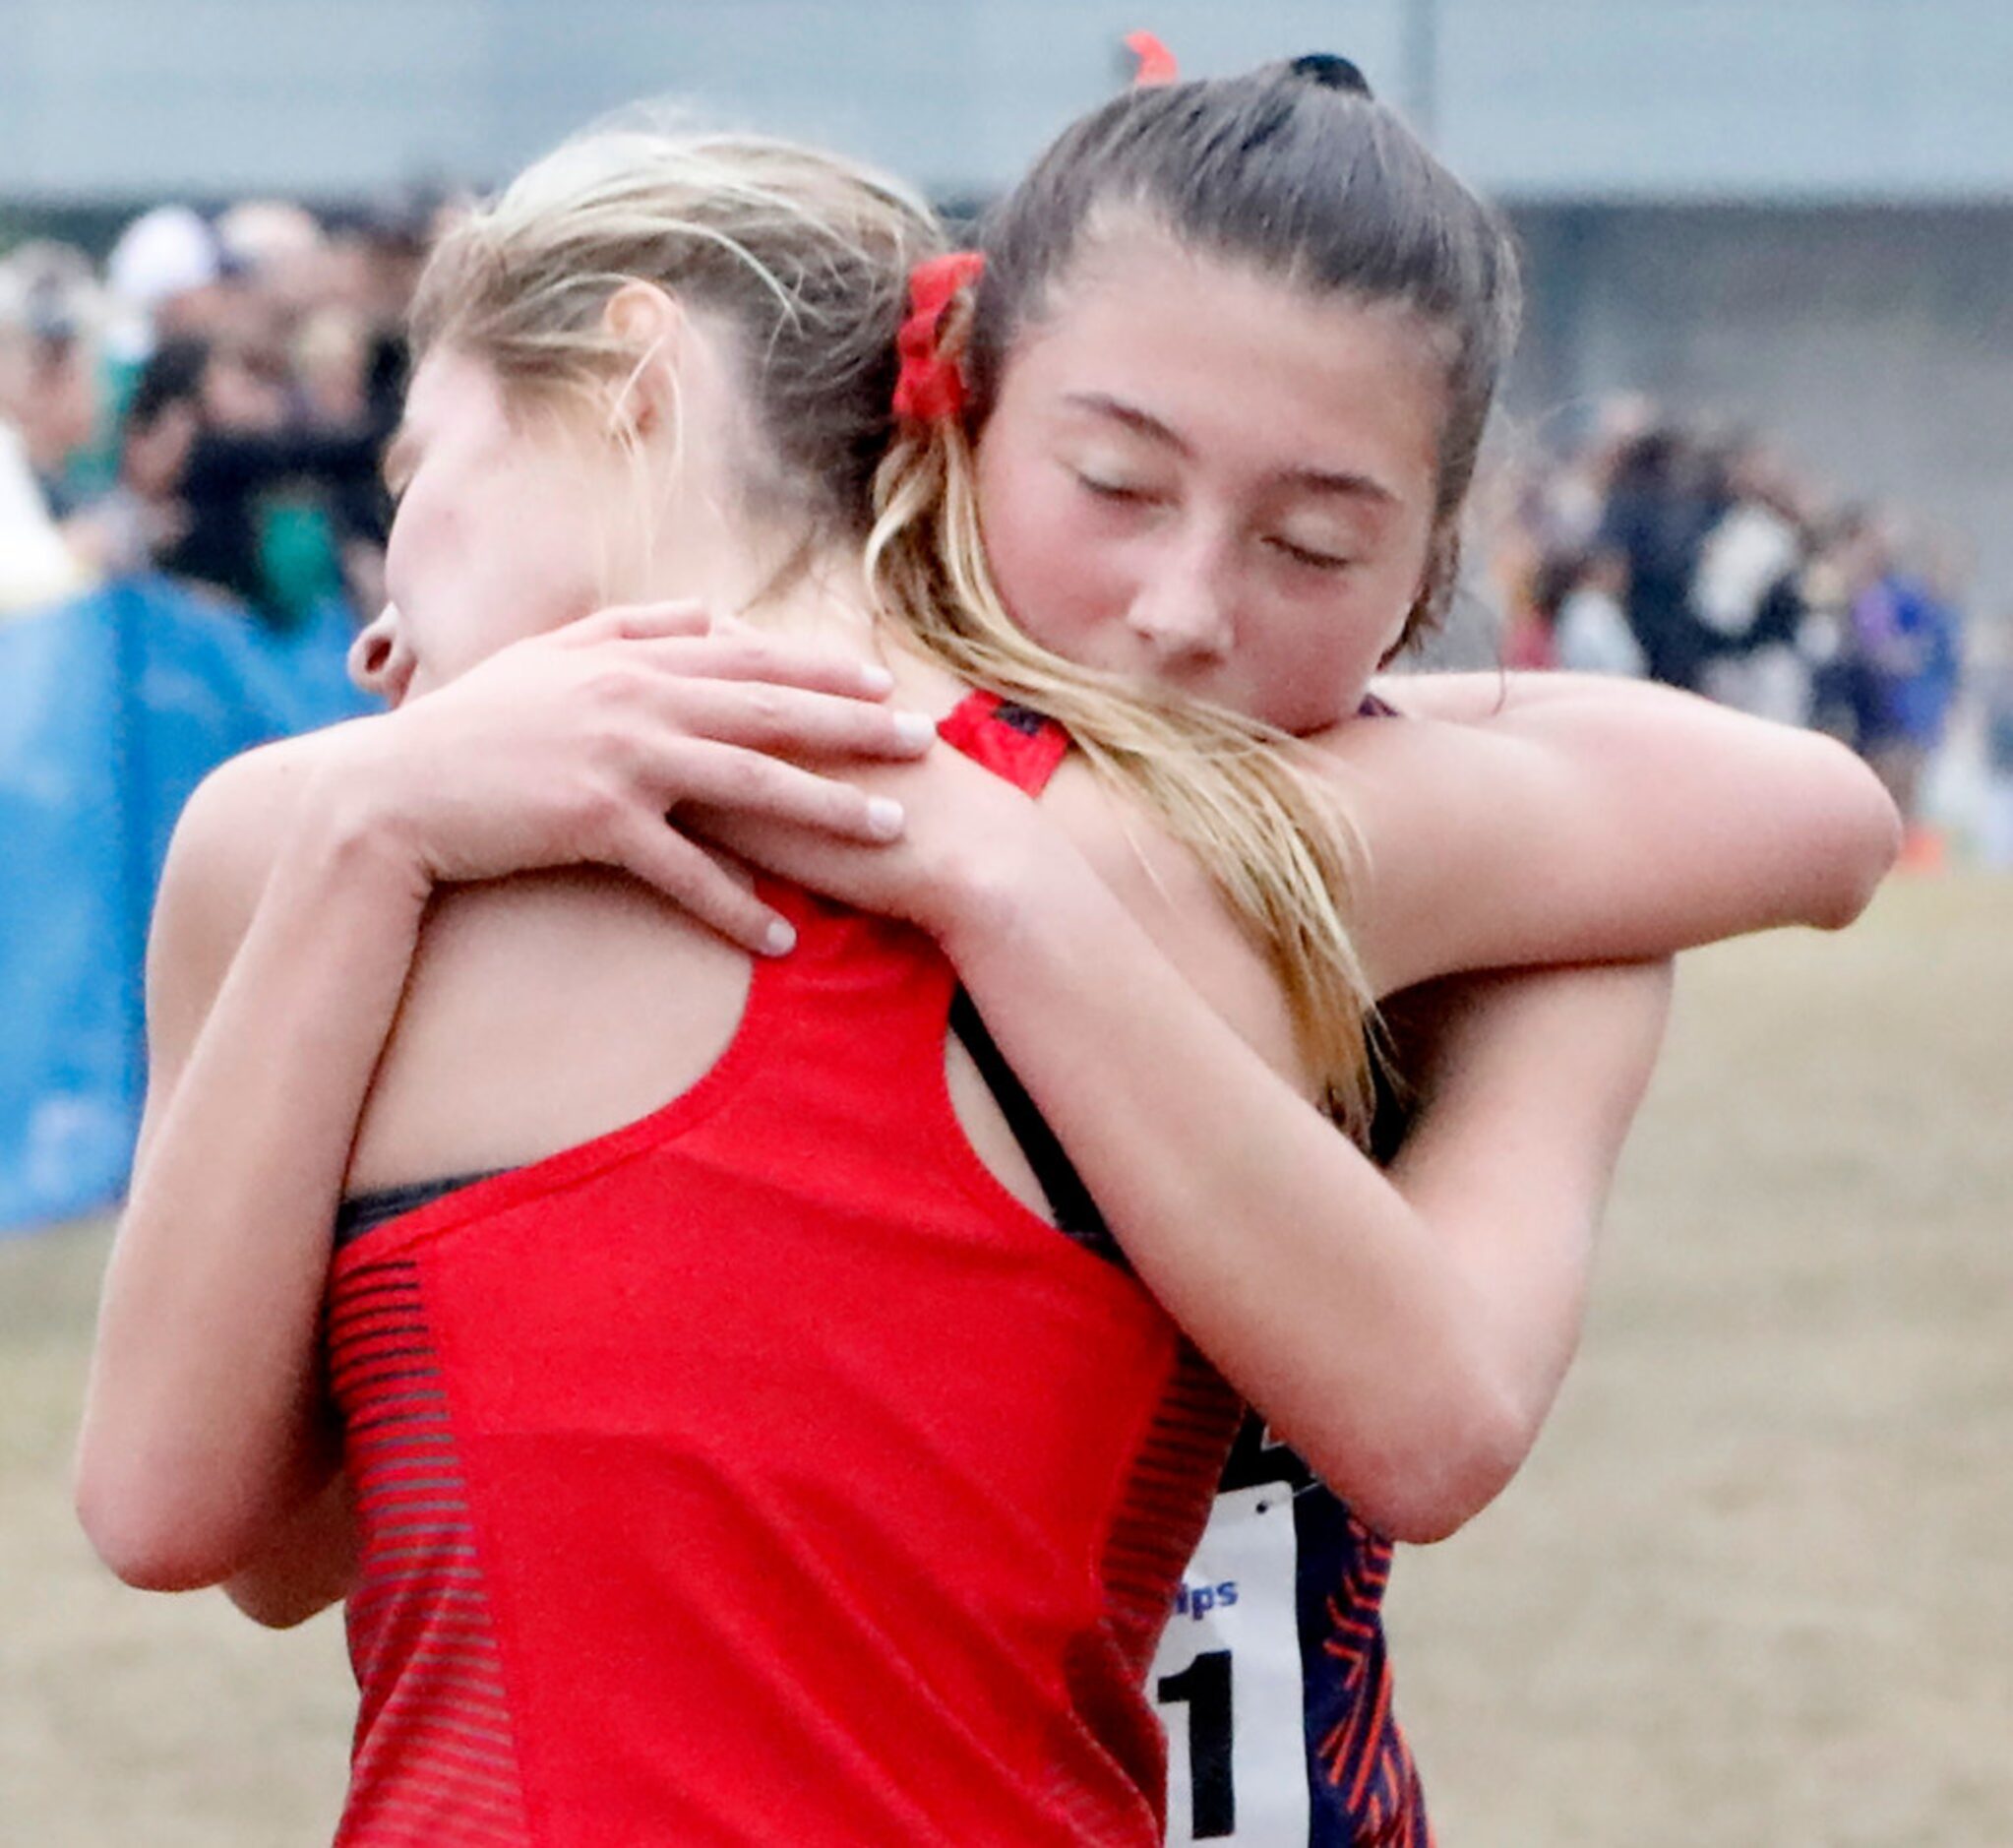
881, 824, 1666, 1542
76, 608, 927, 1597
1334, 674, 1899, 993
1374, 960, 1675, 1454
74, 735, 430, 1590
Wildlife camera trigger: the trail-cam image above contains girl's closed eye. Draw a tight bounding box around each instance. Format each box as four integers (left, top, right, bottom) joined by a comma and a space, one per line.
381, 429, 419, 507
1073, 469, 1155, 503
1267, 534, 1355, 572
1061, 446, 1167, 504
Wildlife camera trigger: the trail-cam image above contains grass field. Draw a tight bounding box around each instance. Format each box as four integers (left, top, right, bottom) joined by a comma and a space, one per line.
5, 876, 2009, 1845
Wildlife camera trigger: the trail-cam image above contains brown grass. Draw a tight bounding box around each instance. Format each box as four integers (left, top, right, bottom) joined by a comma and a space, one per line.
5, 875, 2009, 1845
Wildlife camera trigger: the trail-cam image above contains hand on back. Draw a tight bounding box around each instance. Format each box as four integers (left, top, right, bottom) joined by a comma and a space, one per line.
324, 600, 937, 954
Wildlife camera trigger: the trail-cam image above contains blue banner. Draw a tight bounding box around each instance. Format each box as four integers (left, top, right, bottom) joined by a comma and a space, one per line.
0, 579, 373, 1232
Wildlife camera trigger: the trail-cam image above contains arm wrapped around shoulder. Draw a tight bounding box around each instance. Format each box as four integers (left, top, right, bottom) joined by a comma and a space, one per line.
74, 728, 430, 1595
1329, 680, 1904, 994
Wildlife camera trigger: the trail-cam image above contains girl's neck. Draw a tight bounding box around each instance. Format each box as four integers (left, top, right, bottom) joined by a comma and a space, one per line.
634, 536, 972, 714
731, 548, 879, 653
732, 550, 977, 716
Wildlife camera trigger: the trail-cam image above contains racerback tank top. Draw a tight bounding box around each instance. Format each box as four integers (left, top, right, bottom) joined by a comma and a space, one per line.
323, 689, 1243, 1847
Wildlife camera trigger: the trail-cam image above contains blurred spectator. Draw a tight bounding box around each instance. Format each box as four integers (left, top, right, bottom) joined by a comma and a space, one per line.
1542, 393, 1657, 556
120, 332, 391, 625
1595, 424, 1722, 690
1976, 624, 2013, 869
217, 200, 333, 329
0, 244, 104, 510
1835, 508, 1963, 831
294, 304, 374, 424
104, 205, 244, 358
1490, 393, 2003, 860
50, 191, 401, 621
0, 403, 88, 615
0, 244, 105, 611
1548, 549, 1645, 678
1692, 439, 1815, 724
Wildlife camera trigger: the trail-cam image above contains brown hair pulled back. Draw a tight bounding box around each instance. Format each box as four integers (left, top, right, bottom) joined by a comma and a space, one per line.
869, 63, 1523, 1135
970, 59, 1522, 643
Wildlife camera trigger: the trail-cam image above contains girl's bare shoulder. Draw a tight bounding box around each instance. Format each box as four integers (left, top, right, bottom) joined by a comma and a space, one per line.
1033, 754, 1312, 1088
164, 721, 378, 898
151, 719, 388, 983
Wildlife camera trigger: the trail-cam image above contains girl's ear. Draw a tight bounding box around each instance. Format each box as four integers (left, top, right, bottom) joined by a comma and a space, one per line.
601, 280, 684, 441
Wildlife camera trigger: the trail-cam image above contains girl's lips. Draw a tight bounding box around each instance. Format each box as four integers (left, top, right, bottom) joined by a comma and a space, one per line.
380, 662, 415, 709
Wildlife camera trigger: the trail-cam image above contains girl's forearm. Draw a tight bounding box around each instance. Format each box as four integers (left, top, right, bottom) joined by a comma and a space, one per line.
1378, 961, 1672, 1460
76, 775, 429, 1591
1380, 667, 1772, 723
1335, 696, 1898, 997
939, 850, 1541, 1543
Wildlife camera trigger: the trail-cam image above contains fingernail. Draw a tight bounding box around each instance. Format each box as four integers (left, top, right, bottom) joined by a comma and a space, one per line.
763, 917, 797, 955
893, 710, 936, 749
859, 663, 895, 695
867, 797, 904, 838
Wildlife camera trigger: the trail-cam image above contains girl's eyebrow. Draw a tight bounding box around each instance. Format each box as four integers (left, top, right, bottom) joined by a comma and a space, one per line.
1063, 391, 1191, 456
1280, 464, 1398, 508
1062, 391, 1396, 506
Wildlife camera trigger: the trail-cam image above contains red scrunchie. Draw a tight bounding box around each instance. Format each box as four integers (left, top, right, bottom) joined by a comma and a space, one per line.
1125, 31, 1179, 87
892, 251, 986, 423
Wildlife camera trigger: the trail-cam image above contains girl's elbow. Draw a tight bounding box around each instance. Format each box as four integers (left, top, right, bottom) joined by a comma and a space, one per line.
1372, 1435, 1528, 1545
1801, 743, 1905, 930
74, 1461, 239, 1594
1372, 1500, 1473, 1547
224, 1573, 341, 1631
1312, 1388, 1535, 1546
1838, 780, 1906, 927
1337, 1470, 1493, 1546
78, 1498, 219, 1594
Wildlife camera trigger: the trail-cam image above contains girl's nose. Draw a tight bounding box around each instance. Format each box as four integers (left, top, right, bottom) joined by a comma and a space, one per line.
1125, 569, 1234, 664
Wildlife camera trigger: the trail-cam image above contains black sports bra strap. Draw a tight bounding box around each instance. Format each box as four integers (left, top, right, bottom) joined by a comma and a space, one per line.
947, 988, 1127, 1269
336, 1170, 505, 1247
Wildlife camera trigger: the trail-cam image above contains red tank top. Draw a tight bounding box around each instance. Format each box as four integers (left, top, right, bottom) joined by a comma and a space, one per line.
325, 691, 1242, 1846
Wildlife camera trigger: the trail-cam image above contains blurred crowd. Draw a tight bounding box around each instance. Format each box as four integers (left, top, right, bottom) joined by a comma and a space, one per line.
0, 195, 439, 632
1490, 398, 2006, 855
3, 208, 2009, 860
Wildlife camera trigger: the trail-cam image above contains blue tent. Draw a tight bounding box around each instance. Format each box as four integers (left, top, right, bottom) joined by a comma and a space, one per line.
0, 578, 373, 1232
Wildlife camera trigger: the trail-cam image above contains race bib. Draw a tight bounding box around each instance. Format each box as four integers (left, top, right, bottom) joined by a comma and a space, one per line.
1152, 1420, 1314, 1845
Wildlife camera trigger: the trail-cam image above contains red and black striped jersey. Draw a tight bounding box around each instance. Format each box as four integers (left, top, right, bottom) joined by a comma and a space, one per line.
323, 690, 1243, 1846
